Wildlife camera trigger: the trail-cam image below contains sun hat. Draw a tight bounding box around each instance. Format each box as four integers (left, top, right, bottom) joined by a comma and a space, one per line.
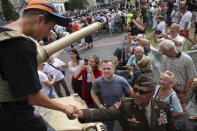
24, 0, 71, 26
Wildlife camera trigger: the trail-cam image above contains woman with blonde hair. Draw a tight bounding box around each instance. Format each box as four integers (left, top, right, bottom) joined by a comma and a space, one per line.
154, 71, 185, 117
131, 57, 153, 86
72, 55, 102, 107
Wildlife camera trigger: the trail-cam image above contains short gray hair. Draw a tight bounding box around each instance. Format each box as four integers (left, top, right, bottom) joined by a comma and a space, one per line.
159, 40, 176, 51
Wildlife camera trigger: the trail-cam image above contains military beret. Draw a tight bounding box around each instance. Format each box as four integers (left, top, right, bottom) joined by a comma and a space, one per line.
135, 74, 156, 88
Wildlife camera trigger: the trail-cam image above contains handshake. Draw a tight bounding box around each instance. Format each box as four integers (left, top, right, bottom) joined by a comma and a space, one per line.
63, 104, 83, 120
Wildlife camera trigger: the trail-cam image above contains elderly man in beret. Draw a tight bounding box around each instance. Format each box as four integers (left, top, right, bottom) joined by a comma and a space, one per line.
75, 74, 178, 131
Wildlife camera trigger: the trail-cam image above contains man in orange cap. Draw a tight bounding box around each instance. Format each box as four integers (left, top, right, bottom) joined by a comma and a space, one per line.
0, 0, 77, 131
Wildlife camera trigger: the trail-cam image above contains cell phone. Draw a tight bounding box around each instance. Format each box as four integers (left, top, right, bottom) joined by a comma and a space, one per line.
155, 30, 162, 35
84, 59, 88, 65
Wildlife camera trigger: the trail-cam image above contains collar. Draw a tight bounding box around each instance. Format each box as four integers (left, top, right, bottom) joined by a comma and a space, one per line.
175, 50, 181, 58
139, 100, 151, 112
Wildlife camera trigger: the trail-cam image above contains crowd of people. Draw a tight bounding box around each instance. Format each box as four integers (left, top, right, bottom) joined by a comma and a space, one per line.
1, 0, 197, 131
41, 0, 197, 50
36, 0, 197, 131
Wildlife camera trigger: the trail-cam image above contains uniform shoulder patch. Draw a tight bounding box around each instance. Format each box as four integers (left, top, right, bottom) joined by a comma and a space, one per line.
114, 101, 121, 109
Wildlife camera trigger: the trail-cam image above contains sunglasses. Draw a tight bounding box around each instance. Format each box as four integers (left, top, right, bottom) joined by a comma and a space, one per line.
133, 87, 154, 95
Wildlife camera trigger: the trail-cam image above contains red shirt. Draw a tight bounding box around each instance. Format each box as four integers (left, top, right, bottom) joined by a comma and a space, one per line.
72, 24, 79, 31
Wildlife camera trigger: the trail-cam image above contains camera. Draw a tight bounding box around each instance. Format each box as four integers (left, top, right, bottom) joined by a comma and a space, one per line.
155, 30, 162, 35
84, 59, 88, 65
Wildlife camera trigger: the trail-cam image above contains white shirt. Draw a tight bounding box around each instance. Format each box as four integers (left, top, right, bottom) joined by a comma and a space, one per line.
149, 7, 155, 16
68, 60, 84, 81
157, 21, 166, 33
38, 70, 50, 96
172, 34, 185, 51
162, 34, 185, 51
101, 16, 107, 23
171, 10, 179, 23
179, 11, 192, 30
55, 25, 65, 34
42, 58, 64, 82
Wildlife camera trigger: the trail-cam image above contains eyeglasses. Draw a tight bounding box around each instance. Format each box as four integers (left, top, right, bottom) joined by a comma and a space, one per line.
133, 87, 154, 95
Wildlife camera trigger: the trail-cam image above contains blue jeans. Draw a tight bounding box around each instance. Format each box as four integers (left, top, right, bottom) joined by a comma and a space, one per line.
48, 87, 58, 99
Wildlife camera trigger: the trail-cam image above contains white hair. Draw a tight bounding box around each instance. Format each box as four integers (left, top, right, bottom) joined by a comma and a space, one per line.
135, 46, 144, 53
161, 71, 174, 83
159, 40, 176, 51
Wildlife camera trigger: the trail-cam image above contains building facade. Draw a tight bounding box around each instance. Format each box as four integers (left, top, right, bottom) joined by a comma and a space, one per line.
49, 0, 68, 14
87, 0, 97, 6
8, 0, 67, 16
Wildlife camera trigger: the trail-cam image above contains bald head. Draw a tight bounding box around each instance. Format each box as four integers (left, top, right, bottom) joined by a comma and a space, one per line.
135, 46, 144, 53
134, 46, 144, 60
170, 23, 179, 34
171, 23, 179, 30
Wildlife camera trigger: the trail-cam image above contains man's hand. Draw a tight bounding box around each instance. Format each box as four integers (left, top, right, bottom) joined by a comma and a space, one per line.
127, 66, 133, 70
52, 75, 56, 80
98, 104, 107, 109
63, 104, 79, 120
161, 33, 170, 39
75, 109, 84, 119
81, 64, 89, 70
120, 58, 124, 63
56, 65, 61, 69
130, 36, 139, 41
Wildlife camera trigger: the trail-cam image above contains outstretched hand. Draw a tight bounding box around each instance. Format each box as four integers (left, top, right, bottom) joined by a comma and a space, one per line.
64, 104, 79, 120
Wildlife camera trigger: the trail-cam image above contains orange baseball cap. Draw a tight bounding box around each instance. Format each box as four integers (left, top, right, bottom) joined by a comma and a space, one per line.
24, 0, 71, 26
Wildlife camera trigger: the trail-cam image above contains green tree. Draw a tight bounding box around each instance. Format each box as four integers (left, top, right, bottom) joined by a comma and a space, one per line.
96, 0, 105, 4
1, 0, 19, 22
65, 0, 88, 10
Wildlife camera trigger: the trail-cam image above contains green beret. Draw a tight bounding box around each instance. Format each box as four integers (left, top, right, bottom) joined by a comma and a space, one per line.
135, 74, 156, 88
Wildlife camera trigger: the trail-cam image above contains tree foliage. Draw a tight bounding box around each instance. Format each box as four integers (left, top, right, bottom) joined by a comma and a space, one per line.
65, 0, 88, 11
1, 0, 19, 22
96, 0, 105, 4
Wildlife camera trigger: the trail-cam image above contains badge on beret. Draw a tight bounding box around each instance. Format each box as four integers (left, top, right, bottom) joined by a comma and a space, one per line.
114, 101, 121, 109
157, 112, 168, 125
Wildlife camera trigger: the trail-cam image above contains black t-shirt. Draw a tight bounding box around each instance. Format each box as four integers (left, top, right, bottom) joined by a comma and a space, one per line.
121, 15, 126, 24
0, 27, 41, 97
167, 1, 173, 13
129, 25, 146, 36
186, 1, 194, 11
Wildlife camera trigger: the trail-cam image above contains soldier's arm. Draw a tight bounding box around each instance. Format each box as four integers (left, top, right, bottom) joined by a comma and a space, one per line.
77, 105, 121, 123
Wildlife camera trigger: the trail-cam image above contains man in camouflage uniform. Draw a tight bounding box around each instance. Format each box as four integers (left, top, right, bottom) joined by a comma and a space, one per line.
76, 74, 177, 131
